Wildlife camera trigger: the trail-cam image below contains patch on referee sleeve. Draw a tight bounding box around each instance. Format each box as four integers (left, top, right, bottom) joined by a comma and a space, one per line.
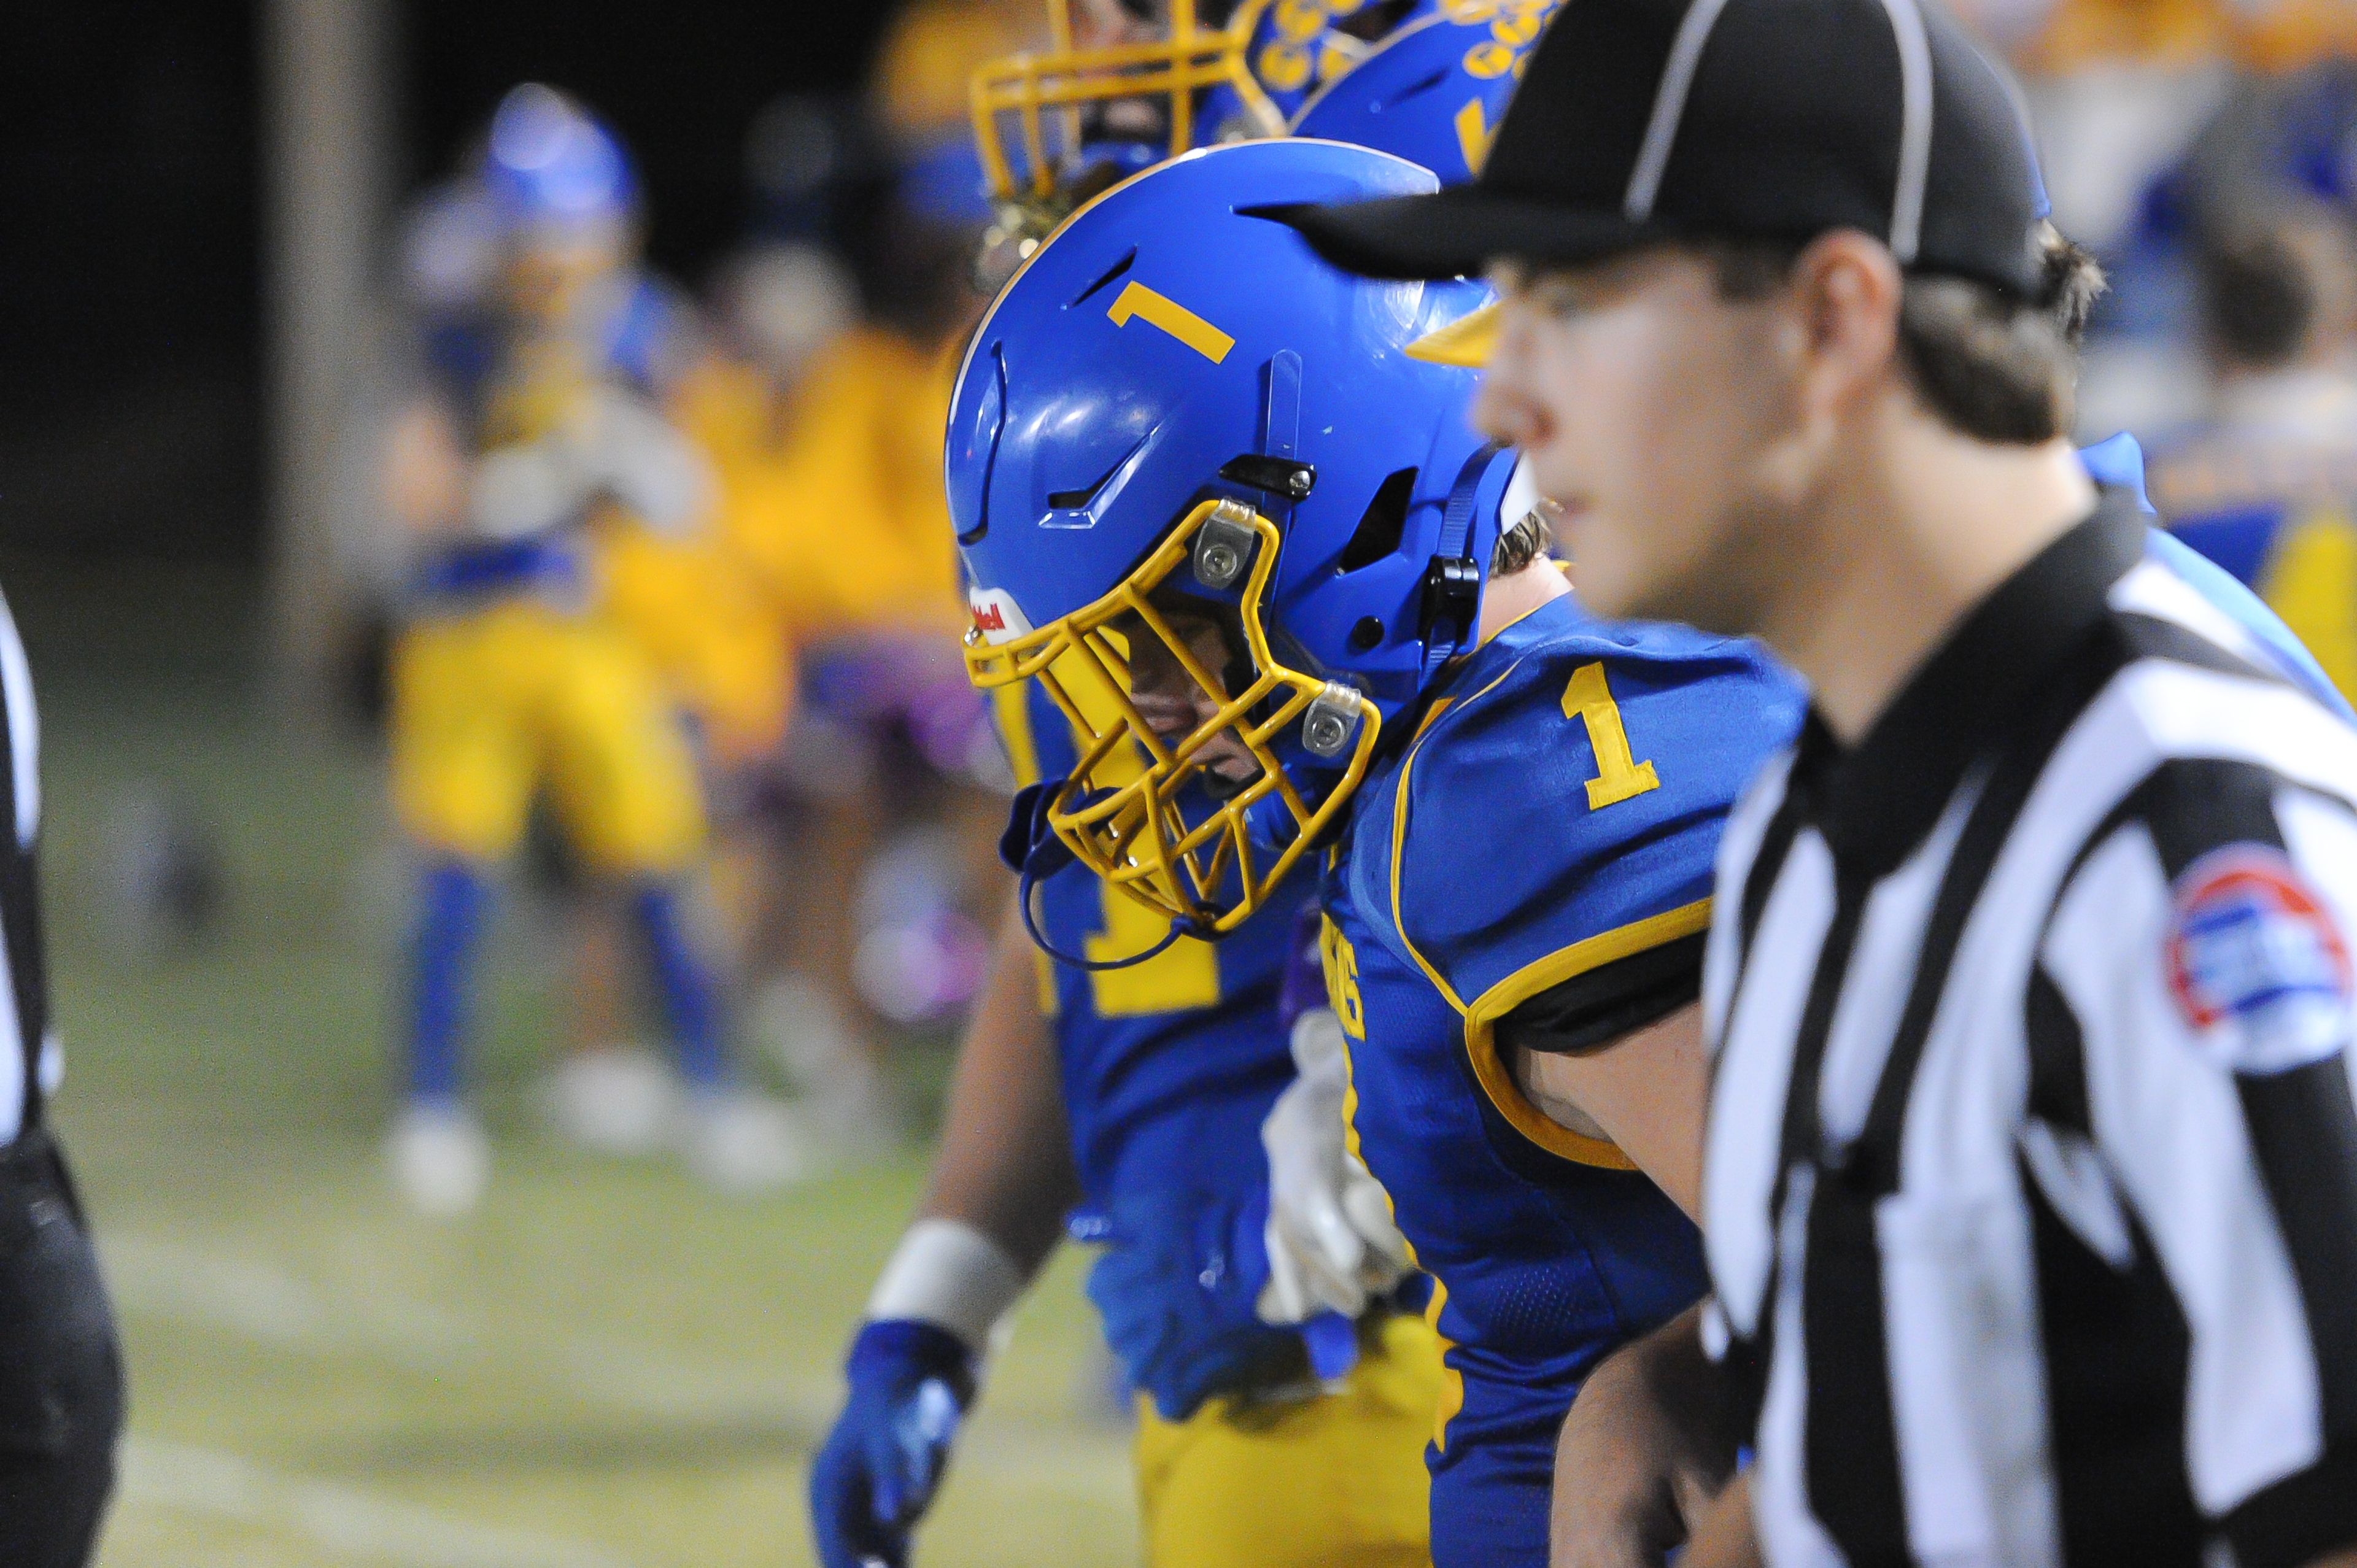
2165, 845, 2353, 1074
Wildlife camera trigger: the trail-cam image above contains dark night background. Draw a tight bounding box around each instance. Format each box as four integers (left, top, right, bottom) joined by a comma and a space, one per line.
0, 2, 899, 563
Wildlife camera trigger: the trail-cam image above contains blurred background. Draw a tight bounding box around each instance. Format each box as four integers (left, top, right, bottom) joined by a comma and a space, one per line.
0, 1, 2351, 1564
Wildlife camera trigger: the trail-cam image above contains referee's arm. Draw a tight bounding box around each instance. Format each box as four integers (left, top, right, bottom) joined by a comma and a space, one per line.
2040, 760, 2357, 1568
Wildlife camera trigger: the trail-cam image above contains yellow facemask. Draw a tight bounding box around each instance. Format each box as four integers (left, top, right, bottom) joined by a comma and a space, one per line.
967, 496, 1380, 936
969, 0, 1288, 206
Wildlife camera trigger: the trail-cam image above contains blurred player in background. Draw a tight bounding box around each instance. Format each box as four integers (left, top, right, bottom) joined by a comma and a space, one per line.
554, 153, 854, 1167
807, 11, 1571, 1566
1956, 0, 2357, 434
691, 20, 1031, 1151
2153, 201, 2357, 697
378, 85, 799, 1214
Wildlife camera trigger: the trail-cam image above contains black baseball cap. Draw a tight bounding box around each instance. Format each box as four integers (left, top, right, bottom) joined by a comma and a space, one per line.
1274, 0, 2051, 295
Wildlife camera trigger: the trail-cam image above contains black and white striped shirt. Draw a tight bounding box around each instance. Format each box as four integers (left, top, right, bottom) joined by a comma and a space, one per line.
1700, 498, 2357, 1568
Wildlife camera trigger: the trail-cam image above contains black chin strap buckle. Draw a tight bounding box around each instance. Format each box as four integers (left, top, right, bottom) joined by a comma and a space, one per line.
1419, 555, 1482, 654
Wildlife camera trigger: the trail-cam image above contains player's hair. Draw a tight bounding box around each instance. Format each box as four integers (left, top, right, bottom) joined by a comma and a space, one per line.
1708, 223, 2106, 444
2196, 207, 2351, 373
1492, 504, 1553, 576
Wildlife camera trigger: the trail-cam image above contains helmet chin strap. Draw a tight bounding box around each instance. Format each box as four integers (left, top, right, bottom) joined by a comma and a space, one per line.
1000, 778, 1206, 971
1418, 442, 1512, 681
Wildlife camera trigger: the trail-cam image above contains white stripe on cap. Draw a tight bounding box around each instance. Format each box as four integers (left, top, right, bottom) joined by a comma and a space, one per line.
1874, 0, 1935, 263
1623, 0, 1735, 223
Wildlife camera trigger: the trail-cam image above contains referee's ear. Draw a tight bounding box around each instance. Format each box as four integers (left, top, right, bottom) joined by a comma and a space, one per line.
1787, 229, 1906, 430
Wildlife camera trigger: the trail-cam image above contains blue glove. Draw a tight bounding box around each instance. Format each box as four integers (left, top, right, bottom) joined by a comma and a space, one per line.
807, 1319, 977, 1568
1083, 1185, 1315, 1423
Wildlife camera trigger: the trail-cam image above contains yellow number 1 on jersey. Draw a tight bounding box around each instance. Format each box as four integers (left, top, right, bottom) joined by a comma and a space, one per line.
1562, 661, 1661, 809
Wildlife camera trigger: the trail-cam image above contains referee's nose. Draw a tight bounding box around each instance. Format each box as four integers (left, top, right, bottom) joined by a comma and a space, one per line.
1470, 298, 1546, 455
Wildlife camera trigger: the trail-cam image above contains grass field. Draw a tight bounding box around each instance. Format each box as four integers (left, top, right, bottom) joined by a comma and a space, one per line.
10, 556, 1139, 1568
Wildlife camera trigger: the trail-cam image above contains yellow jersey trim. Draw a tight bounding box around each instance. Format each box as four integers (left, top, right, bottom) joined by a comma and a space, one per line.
990, 684, 1042, 790
1458, 897, 1715, 1170
1422, 1274, 1464, 1454
1387, 662, 1525, 1014
988, 684, 1064, 1018
1409, 694, 1459, 746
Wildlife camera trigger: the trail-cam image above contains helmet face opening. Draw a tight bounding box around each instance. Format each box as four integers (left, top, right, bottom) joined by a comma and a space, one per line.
970, 0, 1287, 206
967, 496, 1378, 935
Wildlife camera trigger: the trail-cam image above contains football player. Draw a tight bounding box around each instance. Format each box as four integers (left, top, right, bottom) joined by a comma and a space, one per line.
709, 128, 1013, 1148
965, 0, 1557, 267
949, 137, 1803, 1567
2150, 202, 2357, 702
807, 20, 1555, 1567
381, 86, 793, 1211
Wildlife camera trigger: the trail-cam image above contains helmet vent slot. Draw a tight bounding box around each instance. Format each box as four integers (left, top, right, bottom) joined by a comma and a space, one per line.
1067, 249, 1138, 309
1048, 459, 1121, 511
1337, 468, 1418, 573
1384, 68, 1454, 106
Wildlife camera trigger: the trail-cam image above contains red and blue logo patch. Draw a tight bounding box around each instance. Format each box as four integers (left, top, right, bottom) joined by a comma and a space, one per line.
2165, 845, 2353, 1075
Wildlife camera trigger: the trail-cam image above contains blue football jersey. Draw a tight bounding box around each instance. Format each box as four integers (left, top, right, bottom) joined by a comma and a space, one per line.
420, 271, 691, 436
410, 271, 697, 603
1320, 592, 1804, 1458
991, 682, 1303, 1211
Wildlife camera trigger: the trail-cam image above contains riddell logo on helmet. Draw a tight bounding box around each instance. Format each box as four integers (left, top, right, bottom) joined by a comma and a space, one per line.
968, 587, 1035, 646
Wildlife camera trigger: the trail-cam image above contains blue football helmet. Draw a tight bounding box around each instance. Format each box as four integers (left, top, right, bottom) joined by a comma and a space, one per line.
1201, 0, 1446, 132
482, 84, 638, 238
1288, 1, 1562, 185
949, 140, 1510, 935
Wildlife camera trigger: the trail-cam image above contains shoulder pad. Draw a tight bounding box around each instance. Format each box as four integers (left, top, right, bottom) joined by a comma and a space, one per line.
1387, 614, 1804, 1014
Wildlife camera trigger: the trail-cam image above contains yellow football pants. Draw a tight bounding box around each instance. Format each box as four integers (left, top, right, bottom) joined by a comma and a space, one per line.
1132, 1313, 1441, 1568
390, 599, 706, 876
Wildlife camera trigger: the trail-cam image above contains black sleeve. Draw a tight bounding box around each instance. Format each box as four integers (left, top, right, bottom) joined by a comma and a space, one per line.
1493, 931, 1705, 1058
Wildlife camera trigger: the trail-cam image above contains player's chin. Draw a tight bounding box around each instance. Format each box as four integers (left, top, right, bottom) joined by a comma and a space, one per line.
1196, 752, 1265, 799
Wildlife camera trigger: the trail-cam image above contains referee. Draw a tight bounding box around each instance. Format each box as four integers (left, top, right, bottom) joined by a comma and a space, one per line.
0, 589, 122, 1566
1279, 1, 2357, 1566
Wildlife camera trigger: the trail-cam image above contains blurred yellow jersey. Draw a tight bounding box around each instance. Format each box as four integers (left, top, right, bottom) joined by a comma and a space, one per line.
593, 516, 797, 766
671, 354, 786, 489
2018, 0, 2353, 71
2235, 0, 2357, 71
696, 327, 967, 646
